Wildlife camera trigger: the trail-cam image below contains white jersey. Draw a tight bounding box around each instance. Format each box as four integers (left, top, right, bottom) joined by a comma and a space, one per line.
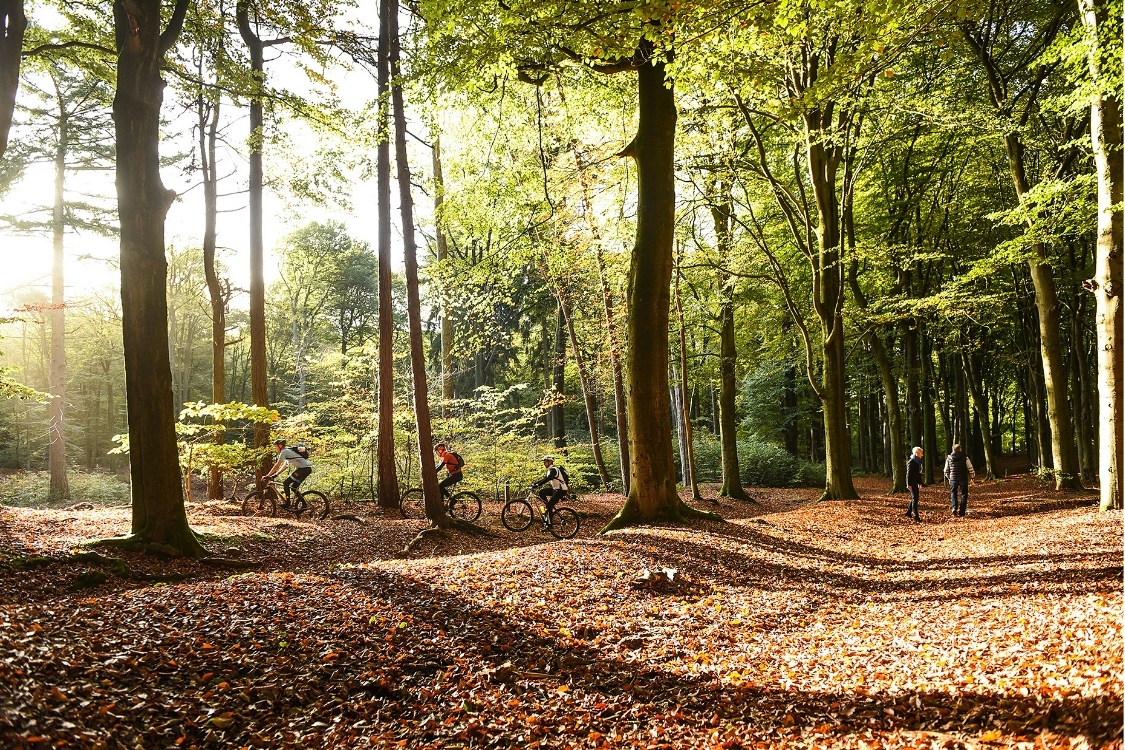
278, 448, 311, 470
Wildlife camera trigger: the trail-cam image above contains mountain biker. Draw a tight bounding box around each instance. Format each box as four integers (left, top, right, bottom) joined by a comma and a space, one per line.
434, 444, 465, 498
530, 455, 569, 517
264, 439, 312, 509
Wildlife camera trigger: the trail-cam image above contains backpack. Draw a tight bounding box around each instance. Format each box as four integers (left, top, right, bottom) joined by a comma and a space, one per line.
290, 445, 310, 460
447, 451, 464, 470
557, 466, 569, 487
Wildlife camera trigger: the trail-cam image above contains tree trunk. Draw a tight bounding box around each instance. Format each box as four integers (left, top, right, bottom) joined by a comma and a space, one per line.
904, 322, 922, 448
236, 1, 271, 484
48, 103, 70, 502
552, 302, 566, 451
783, 363, 798, 457
431, 135, 455, 405
574, 146, 629, 493
109, 0, 204, 557
374, 0, 398, 507
670, 371, 688, 482
709, 190, 748, 500
922, 335, 938, 484
1002, 135, 1082, 489
558, 292, 611, 488
674, 267, 702, 501
964, 351, 997, 479
870, 333, 906, 492
602, 46, 720, 532
389, 0, 442, 523
200, 93, 225, 501
0, 0, 24, 160
1079, 0, 1124, 509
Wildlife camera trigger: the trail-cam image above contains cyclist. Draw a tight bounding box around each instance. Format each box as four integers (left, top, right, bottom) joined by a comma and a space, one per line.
530, 455, 569, 518
434, 443, 465, 498
264, 439, 312, 509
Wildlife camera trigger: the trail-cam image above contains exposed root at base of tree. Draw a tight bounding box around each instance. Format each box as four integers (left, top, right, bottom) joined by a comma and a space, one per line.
600, 497, 725, 534
11, 550, 194, 586
84, 529, 209, 559
331, 514, 365, 523
397, 527, 445, 558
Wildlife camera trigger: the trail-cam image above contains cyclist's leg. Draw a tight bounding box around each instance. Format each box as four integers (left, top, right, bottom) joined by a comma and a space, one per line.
288, 468, 311, 504
546, 486, 565, 518
439, 473, 461, 499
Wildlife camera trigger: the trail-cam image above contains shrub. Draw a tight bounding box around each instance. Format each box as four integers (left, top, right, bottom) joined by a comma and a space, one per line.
0, 471, 130, 508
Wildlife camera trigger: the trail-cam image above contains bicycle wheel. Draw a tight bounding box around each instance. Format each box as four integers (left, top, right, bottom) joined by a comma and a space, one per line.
298, 490, 330, 520
399, 488, 425, 519
449, 491, 482, 522
501, 499, 534, 532
548, 507, 580, 539
241, 489, 276, 518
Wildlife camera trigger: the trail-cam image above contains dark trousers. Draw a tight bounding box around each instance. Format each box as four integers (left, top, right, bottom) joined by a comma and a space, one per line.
284, 467, 312, 499
439, 473, 463, 497
906, 484, 920, 518
538, 486, 565, 514
950, 480, 968, 516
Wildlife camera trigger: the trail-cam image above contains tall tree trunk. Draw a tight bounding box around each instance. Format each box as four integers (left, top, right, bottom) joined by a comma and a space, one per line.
670, 369, 688, 482
0, 0, 24, 160
48, 102, 69, 501
389, 0, 442, 523
374, 0, 398, 507
236, 0, 271, 485
807, 132, 858, 500
783, 363, 798, 457
574, 145, 629, 493
1004, 136, 1082, 489
552, 302, 566, 451
602, 46, 719, 532
922, 335, 938, 484
200, 93, 225, 501
674, 266, 701, 500
904, 322, 922, 448
558, 291, 611, 488
108, 0, 204, 556
431, 134, 455, 405
710, 190, 748, 500
964, 351, 997, 479
1080, 0, 1123, 509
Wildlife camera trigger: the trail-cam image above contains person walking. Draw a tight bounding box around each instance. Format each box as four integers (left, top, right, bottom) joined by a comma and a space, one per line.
943, 443, 976, 517
905, 446, 924, 521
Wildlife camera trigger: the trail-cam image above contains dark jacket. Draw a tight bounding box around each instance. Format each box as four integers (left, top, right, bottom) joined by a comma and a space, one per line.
906, 454, 924, 487
944, 451, 975, 484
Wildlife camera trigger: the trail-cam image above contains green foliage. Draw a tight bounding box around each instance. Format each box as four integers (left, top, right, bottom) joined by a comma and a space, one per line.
0, 471, 129, 508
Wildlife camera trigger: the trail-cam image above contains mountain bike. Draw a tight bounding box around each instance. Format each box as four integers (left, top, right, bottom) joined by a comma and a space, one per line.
241, 478, 330, 520
501, 490, 579, 539
399, 485, 482, 522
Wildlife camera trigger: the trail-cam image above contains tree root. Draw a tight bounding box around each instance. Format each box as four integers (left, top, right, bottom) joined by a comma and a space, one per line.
600, 496, 724, 534
396, 526, 445, 558
84, 528, 209, 559
70, 551, 130, 578
331, 514, 365, 523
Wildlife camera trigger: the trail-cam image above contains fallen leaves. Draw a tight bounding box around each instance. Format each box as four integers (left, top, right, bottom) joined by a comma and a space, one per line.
0, 478, 1120, 748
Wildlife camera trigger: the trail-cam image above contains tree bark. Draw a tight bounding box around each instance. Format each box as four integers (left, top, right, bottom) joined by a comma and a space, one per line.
0, 0, 25, 160
552, 301, 566, 451
431, 134, 455, 405
574, 145, 629, 493
48, 99, 69, 502
674, 265, 702, 501
964, 351, 997, 479
109, 0, 204, 556
601, 45, 720, 532
236, 0, 271, 484
374, 0, 398, 507
709, 190, 748, 500
558, 291, 611, 488
389, 0, 442, 523
870, 333, 906, 492
1080, 0, 1123, 509
200, 91, 225, 500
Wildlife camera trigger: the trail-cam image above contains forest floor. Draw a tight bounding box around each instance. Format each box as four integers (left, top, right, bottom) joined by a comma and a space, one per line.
0, 476, 1120, 749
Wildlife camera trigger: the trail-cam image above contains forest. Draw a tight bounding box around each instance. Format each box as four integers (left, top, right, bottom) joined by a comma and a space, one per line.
0, 0, 1120, 747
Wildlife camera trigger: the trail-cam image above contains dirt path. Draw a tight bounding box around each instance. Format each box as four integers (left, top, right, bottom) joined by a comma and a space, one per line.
0, 477, 1120, 748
